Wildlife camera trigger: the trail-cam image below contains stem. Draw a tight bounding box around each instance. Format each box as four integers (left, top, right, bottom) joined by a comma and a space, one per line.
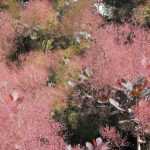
137, 135, 141, 150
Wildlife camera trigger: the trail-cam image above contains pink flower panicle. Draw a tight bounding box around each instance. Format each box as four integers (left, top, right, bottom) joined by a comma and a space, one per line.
21, 0, 55, 27
0, 12, 15, 51
100, 127, 124, 147
133, 100, 150, 131
95, 143, 109, 150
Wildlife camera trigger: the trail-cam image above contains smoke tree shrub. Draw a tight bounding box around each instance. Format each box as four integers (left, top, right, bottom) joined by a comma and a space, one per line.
100, 126, 125, 148
38, 120, 67, 150
20, 0, 57, 28
133, 100, 150, 132
54, 0, 91, 35
7, 26, 40, 63
0, 12, 15, 52
95, 144, 109, 150
0, 1, 149, 150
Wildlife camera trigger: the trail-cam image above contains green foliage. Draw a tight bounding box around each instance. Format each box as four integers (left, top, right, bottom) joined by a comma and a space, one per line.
104, 0, 146, 23
53, 102, 101, 145
8, 35, 32, 62
113, 5, 133, 22
5, 0, 20, 18
42, 39, 53, 51
53, 82, 112, 145
105, 0, 134, 8
53, 77, 150, 148
8, 27, 44, 62
7, 25, 81, 63
73, 41, 90, 55
143, 5, 150, 27
104, 0, 145, 7
0, 3, 9, 10
52, 0, 69, 17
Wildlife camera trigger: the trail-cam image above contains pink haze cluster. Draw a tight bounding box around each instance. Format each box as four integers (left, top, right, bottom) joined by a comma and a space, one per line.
0, 12, 15, 55
21, 0, 54, 27
100, 127, 124, 147
133, 100, 150, 132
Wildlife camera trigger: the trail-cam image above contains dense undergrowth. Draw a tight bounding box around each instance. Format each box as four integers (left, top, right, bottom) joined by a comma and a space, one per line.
53, 77, 150, 149
95, 0, 150, 27
0, 0, 150, 150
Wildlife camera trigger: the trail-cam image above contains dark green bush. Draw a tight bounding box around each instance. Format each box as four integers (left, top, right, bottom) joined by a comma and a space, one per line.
7, 26, 77, 63
54, 101, 102, 145
104, 0, 145, 7
105, 0, 134, 8
52, 79, 149, 148
104, 0, 146, 23
53, 82, 117, 145
8, 34, 33, 63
